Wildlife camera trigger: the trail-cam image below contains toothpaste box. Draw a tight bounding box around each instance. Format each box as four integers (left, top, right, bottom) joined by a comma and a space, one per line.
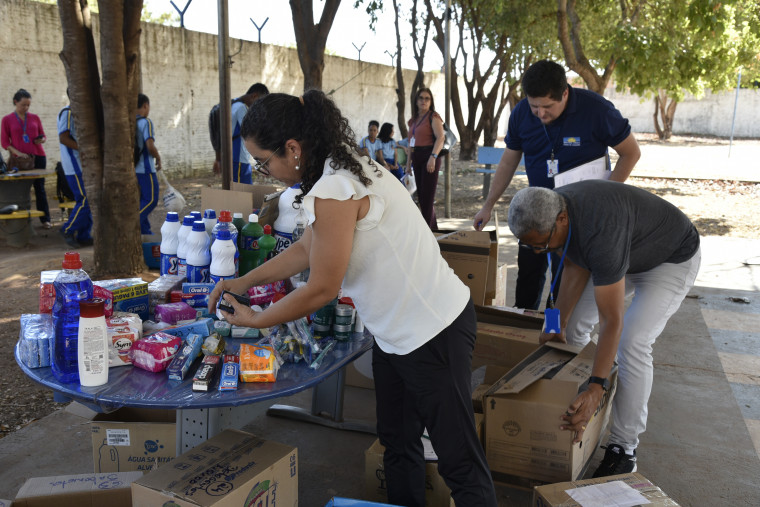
94, 278, 150, 320
39, 270, 60, 314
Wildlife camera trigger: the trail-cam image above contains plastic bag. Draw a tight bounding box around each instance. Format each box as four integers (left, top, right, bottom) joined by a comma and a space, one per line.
403, 169, 417, 195
159, 171, 186, 213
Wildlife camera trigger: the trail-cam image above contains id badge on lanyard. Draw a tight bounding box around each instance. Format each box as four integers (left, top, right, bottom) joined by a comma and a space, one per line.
547, 158, 559, 177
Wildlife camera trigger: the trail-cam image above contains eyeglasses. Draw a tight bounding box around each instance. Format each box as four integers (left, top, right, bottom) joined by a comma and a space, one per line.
253, 147, 279, 176
518, 221, 556, 253
417, 96, 432, 102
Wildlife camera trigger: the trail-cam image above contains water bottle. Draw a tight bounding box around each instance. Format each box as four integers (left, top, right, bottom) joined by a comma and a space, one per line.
51, 252, 94, 383
176, 215, 195, 278
212, 210, 239, 275
257, 225, 277, 267
186, 221, 211, 283
210, 229, 237, 283
239, 213, 264, 276
159, 212, 181, 275
232, 212, 245, 248
78, 298, 108, 387
291, 218, 309, 283
203, 209, 217, 241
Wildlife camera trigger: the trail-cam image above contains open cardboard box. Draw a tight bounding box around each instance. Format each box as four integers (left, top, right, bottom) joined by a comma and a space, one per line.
532, 472, 681, 506
484, 341, 617, 490
201, 183, 280, 226
12, 471, 143, 507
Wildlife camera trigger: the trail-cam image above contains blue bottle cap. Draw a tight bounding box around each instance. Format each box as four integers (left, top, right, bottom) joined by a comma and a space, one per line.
216, 229, 231, 241
203, 209, 216, 219
182, 215, 195, 226
190, 211, 202, 220
192, 221, 206, 232
165, 212, 179, 222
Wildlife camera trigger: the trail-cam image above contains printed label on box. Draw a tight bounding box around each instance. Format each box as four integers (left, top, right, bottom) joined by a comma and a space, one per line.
106, 429, 131, 446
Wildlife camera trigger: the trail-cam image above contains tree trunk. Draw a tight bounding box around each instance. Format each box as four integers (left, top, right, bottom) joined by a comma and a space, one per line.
654, 89, 677, 140
392, 0, 407, 139
289, 0, 341, 92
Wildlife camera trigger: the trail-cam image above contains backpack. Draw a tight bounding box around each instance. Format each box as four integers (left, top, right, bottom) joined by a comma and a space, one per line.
208, 98, 242, 153
55, 161, 76, 202
429, 113, 458, 156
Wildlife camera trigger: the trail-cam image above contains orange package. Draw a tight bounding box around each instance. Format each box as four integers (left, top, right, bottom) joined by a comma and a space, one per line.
239, 343, 279, 382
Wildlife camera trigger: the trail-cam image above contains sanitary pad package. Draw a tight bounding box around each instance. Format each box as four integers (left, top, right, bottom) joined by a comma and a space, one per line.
130, 332, 182, 373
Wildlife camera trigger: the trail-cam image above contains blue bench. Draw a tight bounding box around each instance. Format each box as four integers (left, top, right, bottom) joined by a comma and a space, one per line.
475, 147, 525, 198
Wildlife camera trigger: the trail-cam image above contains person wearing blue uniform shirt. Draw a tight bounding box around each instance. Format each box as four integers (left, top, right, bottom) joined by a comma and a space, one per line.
212, 83, 269, 184
135, 93, 162, 235
473, 60, 641, 310
57, 97, 93, 248
358, 120, 383, 162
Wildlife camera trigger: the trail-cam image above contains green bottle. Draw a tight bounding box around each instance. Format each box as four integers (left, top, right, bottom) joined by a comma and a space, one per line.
257, 224, 277, 267
232, 212, 246, 249
239, 213, 264, 276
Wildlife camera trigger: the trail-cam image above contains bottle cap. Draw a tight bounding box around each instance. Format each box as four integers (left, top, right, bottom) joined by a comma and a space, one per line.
190, 211, 202, 220
233, 212, 243, 219
203, 209, 216, 219
219, 210, 232, 222
182, 215, 195, 226
79, 298, 105, 318
216, 229, 231, 241
248, 213, 259, 223
263, 225, 272, 235
192, 221, 206, 232
62, 252, 82, 269
165, 212, 179, 222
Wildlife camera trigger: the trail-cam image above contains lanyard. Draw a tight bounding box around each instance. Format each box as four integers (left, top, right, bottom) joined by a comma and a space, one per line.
542, 123, 562, 162
410, 111, 430, 138
547, 224, 571, 309
15, 112, 28, 136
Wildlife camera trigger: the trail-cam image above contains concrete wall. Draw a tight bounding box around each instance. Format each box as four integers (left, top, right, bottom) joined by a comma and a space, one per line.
0, 0, 756, 177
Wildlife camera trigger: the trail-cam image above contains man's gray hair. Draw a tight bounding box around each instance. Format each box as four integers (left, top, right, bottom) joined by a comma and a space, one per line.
507, 187, 565, 237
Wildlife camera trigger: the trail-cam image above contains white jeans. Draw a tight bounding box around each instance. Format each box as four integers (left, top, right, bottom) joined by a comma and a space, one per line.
565, 247, 702, 454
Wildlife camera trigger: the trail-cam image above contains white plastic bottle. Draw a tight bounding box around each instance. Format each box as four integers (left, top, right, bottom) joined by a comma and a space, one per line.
159, 212, 181, 276
176, 215, 195, 278
273, 184, 303, 254
203, 209, 217, 242
186, 221, 211, 283
77, 298, 108, 387
210, 229, 237, 283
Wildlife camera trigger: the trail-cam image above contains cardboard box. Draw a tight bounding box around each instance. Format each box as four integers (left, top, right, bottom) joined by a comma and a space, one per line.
201, 184, 279, 224
436, 228, 499, 305
12, 471, 142, 507
90, 408, 176, 473
131, 429, 298, 507
484, 263, 507, 307
325, 498, 399, 506
93, 278, 150, 320
532, 472, 681, 506
365, 439, 450, 507
484, 342, 617, 489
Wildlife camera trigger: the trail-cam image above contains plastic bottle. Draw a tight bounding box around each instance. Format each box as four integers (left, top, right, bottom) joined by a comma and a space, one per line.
212, 210, 239, 274
232, 212, 245, 247
51, 252, 94, 383
159, 212, 181, 276
77, 298, 108, 387
176, 215, 195, 278
210, 229, 237, 283
291, 218, 310, 283
190, 211, 202, 222
203, 209, 217, 241
273, 184, 303, 254
257, 225, 277, 267
239, 213, 264, 276
186, 221, 211, 283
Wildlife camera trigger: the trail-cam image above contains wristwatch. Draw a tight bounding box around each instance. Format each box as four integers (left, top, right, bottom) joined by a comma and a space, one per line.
431, 153, 438, 159
588, 376, 610, 391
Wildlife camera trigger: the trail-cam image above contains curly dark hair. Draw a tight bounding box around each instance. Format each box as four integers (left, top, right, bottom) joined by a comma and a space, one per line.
240, 90, 377, 203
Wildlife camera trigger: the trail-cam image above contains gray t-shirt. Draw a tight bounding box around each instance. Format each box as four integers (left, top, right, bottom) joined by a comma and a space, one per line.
556, 180, 700, 286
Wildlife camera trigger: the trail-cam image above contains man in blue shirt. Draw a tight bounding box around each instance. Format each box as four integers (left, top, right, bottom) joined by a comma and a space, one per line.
135, 93, 162, 235
212, 83, 269, 184
473, 60, 641, 310
57, 96, 93, 248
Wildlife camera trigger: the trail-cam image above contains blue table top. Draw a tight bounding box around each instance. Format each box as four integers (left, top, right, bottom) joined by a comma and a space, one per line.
15, 333, 373, 413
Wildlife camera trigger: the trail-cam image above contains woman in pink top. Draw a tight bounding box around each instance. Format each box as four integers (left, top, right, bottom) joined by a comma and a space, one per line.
1, 89, 51, 227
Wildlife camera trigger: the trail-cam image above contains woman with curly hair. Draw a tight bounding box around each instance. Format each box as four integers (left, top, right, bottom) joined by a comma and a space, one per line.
208, 90, 497, 507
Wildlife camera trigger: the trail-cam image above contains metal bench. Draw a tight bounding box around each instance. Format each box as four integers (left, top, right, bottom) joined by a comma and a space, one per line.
475, 147, 526, 198
59, 199, 76, 220
0, 209, 45, 247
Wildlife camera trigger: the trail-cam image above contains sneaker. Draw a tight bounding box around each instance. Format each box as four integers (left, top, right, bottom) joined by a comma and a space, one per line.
59, 229, 80, 248
592, 444, 637, 478
42, 221, 52, 229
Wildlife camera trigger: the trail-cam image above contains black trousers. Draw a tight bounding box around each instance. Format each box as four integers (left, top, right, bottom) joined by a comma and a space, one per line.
372, 299, 497, 507
32, 155, 50, 223
410, 145, 440, 230
514, 248, 562, 310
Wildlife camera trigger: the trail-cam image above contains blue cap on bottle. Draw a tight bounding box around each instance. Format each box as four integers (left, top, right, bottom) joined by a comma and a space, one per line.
182, 215, 195, 226
203, 209, 216, 219
216, 229, 231, 241
192, 221, 206, 232
165, 212, 179, 222
190, 211, 202, 221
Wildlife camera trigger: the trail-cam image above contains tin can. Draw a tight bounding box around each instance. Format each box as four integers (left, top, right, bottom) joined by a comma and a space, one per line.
313, 298, 338, 327
334, 304, 354, 326
333, 324, 353, 341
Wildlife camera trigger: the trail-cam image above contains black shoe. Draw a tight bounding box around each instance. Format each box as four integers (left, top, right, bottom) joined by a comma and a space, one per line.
592, 443, 637, 478
59, 230, 80, 248
78, 238, 94, 247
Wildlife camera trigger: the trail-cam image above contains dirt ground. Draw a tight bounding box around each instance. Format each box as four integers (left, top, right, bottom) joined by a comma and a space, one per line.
1, 134, 758, 438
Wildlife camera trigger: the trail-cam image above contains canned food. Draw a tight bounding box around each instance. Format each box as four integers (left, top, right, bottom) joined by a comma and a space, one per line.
333, 324, 353, 341
334, 304, 354, 326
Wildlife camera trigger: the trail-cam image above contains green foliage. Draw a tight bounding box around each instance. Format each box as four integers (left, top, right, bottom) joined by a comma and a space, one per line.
142, 8, 180, 26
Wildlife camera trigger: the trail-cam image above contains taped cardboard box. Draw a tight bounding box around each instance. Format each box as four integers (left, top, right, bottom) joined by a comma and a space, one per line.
131, 429, 298, 507
532, 472, 681, 506
12, 471, 142, 507
201, 183, 280, 226
365, 439, 450, 507
90, 408, 176, 473
484, 342, 617, 489
435, 228, 499, 305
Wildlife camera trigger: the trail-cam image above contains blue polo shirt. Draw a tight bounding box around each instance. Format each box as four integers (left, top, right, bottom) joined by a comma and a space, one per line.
135, 115, 157, 174
505, 86, 631, 189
